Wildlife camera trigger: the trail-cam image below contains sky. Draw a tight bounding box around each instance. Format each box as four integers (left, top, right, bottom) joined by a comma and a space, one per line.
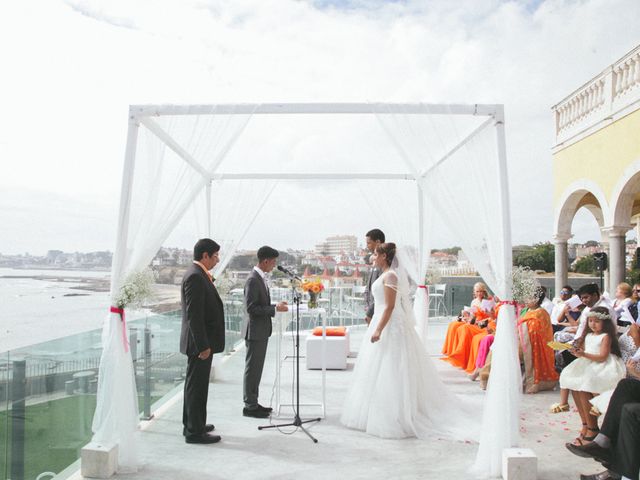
0, 0, 639, 255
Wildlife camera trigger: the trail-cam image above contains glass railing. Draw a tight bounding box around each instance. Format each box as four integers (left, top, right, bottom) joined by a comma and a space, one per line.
0, 286, 368, 478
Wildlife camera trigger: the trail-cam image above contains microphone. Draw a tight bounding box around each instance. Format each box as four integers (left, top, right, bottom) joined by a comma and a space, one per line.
277, 265, 302, 281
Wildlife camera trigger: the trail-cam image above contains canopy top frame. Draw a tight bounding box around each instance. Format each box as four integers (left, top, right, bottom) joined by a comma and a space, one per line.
130, 102, 504, 182
130, 102, 502, 118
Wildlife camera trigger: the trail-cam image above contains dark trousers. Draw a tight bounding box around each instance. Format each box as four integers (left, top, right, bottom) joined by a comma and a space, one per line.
243, 339, 268, 409
601, 378, 640, 479
183, 354, 213, 436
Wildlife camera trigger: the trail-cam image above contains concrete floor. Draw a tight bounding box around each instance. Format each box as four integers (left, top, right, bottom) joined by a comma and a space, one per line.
78, 321, 612, 480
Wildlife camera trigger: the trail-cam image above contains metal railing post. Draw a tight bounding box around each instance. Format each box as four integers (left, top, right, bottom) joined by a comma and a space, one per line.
141, 328, 154, 420
10, 359, 26, 480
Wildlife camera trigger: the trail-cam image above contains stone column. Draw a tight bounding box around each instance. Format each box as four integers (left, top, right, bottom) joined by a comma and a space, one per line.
604, 227, 629, 291
553, 234, 572, 297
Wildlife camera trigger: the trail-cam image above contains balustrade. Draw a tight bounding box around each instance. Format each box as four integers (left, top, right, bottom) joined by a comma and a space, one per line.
553, 45, 640, 145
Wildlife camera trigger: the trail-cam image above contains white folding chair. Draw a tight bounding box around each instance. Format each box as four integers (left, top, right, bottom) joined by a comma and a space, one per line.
429, 283, 448, 317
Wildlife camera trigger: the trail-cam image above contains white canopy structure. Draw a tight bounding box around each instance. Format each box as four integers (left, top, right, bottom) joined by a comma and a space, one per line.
92, 103, 520, 478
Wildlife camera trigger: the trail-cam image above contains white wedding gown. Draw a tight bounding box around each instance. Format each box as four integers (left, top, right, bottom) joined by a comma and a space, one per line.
341, 270, 475, 441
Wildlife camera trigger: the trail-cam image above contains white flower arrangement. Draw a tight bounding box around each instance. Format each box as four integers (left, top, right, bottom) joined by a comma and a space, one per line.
511, 266, 541, 304
115, 268, 155, 309
212, 271, 235, 296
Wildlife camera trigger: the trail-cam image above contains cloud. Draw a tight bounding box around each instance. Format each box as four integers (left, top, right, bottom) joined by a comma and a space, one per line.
0, 0, 638, 254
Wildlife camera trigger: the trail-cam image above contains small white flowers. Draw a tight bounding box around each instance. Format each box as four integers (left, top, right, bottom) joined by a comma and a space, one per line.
115, 268, 155, 309
511, 266, 541, 304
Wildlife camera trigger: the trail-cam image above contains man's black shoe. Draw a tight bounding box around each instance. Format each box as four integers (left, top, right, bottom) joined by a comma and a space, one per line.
185, 433, 221, 444
566, 441, 612, 464
243, 407, 270, 418
257, 404, 273, 413
183, 424, 215, 436
580, 470, 620, 480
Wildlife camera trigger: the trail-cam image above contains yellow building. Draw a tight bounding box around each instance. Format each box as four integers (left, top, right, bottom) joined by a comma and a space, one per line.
552, 44, 640, 293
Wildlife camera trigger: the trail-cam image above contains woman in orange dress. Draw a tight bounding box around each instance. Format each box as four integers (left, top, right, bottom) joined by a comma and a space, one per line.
518, 290, 559, 393
443, 283, 494, 369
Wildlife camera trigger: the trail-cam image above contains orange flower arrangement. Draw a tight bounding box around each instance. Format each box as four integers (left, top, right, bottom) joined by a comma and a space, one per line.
301, 279, 325, 294
301, 278, 325, 308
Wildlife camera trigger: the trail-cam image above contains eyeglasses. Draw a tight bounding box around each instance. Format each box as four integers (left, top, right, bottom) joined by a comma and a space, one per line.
560, 290, 571, 294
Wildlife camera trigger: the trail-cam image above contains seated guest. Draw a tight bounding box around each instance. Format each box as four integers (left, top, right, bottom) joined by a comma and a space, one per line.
627, 283, 640, 322
443, 282, 494, 369
442, 282, 492, 357
550, 285, 581, 333
469, 301, 512, 380
550, 283, 601, 414
518, 289, 559, 393
566, 374, 640, 480
559, 307, 626, 446
540, 286, 554, 317
613, 282, 633, 327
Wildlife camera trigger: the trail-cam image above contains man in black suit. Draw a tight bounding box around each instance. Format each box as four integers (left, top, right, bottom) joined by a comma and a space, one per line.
241, 246, 288, 418
364, 229, 385, 324
567, 372, 640, 480
180, 238, 225, 444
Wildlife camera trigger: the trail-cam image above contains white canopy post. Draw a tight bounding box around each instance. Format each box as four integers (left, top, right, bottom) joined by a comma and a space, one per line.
91, 113, 142, 472
471, 105, 521, 478
206, 181, 212, 237
414, 180, 430, 343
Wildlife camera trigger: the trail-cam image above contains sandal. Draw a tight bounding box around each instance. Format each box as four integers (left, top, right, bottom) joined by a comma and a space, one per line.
549, 402, 570, 413
585, 426, 599, 440
589, 406, 602, 417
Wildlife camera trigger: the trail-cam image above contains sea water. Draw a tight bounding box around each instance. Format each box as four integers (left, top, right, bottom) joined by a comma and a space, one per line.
0, 267, 111, 353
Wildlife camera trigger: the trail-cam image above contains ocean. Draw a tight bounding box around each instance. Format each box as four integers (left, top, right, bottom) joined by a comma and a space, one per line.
0, 267, 112, 353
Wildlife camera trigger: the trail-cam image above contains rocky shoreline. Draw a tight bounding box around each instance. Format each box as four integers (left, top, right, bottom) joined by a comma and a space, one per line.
2, 273, 181, 314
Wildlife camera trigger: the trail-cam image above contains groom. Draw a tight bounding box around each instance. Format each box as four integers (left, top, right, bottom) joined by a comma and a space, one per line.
364, 228, 385, 324
241, 246, 288, 418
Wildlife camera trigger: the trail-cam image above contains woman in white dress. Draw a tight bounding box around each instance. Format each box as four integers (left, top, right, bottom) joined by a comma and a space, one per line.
340, 243, 473, 441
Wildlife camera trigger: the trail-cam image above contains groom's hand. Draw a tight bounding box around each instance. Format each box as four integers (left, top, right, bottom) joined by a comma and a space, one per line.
198, 348, 211, 360
276, 302, 288, 312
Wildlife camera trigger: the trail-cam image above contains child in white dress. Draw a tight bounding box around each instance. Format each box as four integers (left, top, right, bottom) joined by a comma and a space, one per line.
560, 307, 625, 446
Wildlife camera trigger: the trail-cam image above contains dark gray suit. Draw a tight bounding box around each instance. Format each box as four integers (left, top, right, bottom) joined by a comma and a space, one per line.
600, 378, 640, 479
241, 268, 276, 409
180, 264, 225, 436
364, 266, 381, 319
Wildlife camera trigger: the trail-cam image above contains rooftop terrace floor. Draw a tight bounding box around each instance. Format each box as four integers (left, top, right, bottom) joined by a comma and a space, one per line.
74, 320, 609, 480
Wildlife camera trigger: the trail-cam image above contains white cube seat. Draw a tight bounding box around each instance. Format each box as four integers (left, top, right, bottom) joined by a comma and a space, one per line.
305, 330, 350, 370
502, 448, 537, 480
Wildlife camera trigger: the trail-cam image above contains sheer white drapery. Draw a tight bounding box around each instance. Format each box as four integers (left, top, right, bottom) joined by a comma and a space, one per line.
99, 103, 511, 476
92, 108, 255, 470
374, 105, 517, 478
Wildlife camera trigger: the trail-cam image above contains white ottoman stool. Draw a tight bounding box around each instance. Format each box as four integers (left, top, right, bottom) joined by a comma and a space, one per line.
305, 331, 350, 370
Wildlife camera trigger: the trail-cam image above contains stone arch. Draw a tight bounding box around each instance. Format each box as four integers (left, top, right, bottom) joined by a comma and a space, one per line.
555, 179, 610, 237
610, 157, 640, 228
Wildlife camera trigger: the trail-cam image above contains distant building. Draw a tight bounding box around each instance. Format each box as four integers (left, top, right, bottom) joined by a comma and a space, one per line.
314, 235, 358, 257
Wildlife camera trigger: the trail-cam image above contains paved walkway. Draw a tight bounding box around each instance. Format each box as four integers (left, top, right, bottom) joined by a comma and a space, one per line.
77, 321, 610, 480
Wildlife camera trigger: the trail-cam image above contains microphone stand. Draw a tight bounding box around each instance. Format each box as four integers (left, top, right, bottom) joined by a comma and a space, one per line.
258, 275, 321, 443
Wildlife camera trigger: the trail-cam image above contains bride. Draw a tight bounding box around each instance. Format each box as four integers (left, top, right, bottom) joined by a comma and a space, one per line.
341, 242, 475, 441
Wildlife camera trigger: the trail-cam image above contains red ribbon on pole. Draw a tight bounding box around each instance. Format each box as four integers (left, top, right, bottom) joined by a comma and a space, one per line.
110, 306, 129, 353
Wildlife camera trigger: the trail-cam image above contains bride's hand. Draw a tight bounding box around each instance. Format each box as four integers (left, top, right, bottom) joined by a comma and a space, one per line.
371, 330, 381, 343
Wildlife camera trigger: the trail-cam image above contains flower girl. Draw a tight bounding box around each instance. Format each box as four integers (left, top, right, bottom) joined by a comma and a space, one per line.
559, 307, 626, 446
